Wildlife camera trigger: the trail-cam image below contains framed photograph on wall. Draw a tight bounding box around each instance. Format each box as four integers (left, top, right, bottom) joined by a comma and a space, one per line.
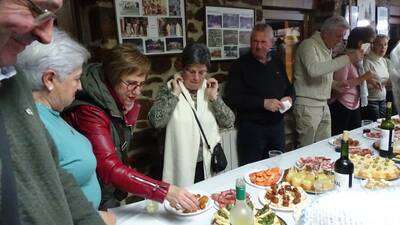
205, 6, 255, 61
114, 0, 186, 55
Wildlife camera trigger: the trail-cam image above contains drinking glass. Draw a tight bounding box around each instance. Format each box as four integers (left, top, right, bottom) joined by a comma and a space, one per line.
313, 178, 324, 195
268, 150, 283, 158
361, 119, 373, 127
361, 119, 373, 133
146, 200, 159, 214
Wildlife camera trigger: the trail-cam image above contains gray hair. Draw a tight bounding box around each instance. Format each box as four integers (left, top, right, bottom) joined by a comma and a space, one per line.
181, 43, 210, 69
16, 28, 90, 91
251, 23, 274, 40
374, 34, 389, 43
320, 16, 350, 33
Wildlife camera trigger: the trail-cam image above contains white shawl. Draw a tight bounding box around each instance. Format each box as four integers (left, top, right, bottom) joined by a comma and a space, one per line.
163, 80, 221, 187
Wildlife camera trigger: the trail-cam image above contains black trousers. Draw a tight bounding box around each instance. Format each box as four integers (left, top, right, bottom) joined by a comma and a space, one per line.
329, 101, 361, 136
237, 120, 285, 166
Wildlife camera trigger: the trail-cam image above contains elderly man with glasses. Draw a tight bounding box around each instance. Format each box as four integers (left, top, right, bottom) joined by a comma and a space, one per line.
0, 0, 106, 224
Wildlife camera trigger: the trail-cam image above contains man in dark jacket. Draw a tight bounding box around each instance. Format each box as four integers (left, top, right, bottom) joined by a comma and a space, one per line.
0, 0, 105, 224
225, 23, 295, 166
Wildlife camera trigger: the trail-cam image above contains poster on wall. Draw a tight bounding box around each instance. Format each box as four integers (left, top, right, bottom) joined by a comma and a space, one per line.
344, 5, 358, 39
114, 0, 186, 55
205, 6, 255, 61
357, 0, 375, 27
376, 7, 389, 36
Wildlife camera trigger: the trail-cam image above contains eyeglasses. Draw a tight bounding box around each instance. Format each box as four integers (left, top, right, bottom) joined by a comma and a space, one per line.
120, 79, 146, 90
24, 0, 57, 26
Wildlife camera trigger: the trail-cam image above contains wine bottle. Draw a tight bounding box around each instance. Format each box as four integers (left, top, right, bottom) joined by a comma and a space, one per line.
379, 102, 395, 158
230, 178, 253, 225
334, 130, 354, 190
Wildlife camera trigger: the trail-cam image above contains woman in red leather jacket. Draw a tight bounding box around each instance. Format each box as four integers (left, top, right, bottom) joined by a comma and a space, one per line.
64, 44, 198, 210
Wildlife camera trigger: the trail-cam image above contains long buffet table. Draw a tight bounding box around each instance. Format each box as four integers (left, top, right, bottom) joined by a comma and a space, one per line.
110, 122, 400, 225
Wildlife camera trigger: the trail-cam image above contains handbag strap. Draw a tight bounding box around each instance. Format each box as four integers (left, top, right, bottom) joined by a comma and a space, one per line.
181, 92, 211, 150
0, 114, 21, 225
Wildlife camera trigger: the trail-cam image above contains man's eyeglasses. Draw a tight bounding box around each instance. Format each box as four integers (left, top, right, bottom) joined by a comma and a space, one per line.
120, 79, 146, 90
24, 0, 57, 26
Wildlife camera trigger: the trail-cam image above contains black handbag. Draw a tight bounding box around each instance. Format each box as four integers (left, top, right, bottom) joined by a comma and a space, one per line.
181, 93, 228, 173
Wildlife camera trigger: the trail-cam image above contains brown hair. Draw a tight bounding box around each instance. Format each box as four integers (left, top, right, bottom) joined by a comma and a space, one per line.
103, 44, 151, 86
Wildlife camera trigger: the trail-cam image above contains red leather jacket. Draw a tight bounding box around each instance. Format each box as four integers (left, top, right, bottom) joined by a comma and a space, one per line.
65, 104, 170, 203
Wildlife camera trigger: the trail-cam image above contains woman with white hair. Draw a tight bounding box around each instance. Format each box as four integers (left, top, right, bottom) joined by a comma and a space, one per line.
16, 29, 115, 225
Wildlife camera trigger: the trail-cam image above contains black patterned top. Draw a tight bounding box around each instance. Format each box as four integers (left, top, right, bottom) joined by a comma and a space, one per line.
148, 83, 235, 129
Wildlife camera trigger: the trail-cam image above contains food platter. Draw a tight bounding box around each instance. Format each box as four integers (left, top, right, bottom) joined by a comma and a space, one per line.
285, 168, 335, 194
244, 167, 283, 189
350, 154, 400, 180
211, 189, 252, 210
295, 156, 334, 171
164, 191, 211, 216
211, 204, 287, 225
258, 182, 308, 212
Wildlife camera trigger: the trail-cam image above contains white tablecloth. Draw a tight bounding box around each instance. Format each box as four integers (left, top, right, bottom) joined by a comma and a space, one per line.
110, 123, 399, 225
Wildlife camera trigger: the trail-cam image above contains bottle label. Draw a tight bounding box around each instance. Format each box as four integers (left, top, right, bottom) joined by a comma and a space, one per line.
334, 172, 353, 190
235, 186, 246, 201
380, 130, 390, 151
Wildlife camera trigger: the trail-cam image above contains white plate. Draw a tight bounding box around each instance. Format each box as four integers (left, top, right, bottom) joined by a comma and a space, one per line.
258, 186, 308, 212
244, 168, 283, 189
362, 132, 381, 140
164, 191, 212, 216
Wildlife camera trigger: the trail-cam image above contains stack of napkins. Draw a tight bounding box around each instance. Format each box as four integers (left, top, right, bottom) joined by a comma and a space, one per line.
298, 187, 400, 225
279, 99, 292, 113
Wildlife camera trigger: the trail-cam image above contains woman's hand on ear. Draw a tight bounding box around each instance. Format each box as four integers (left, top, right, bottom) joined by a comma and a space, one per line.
171, 75, 183, 96
205, 78, 218, 101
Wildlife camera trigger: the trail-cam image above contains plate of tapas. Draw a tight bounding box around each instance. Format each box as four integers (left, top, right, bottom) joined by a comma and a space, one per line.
361, 178, 392, 190
373, 141, 400, 163
245, 167, 283, 189
349, 154, 400, 180
328, 136, 360, 149
285, 168, 334, 194
211, 189, 252, 210
376, 117, 400, 128
164, 191, 211, 216
295, 156, 334, 171
259, 182, 308, 212
349, 147, 374, 156
362, 131, 382, 140
211, 204, 287, 225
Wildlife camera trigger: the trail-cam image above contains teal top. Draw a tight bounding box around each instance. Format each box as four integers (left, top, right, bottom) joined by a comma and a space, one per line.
36, 103, 101, 209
